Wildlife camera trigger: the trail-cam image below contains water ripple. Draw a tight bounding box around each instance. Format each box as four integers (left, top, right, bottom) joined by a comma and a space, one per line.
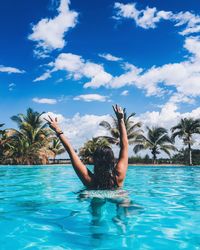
0, 166, 200, 250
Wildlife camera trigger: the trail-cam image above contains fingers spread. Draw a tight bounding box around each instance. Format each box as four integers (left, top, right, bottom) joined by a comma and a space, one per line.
113, 104, 123, 115
116, 104, 120, 113
112, 105, 116, 113
113, 104, 123, 114
44, 118, 50, 123
48, 115, 53, 122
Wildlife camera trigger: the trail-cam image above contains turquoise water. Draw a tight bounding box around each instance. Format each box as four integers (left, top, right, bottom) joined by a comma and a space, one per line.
0, 166, 200, 250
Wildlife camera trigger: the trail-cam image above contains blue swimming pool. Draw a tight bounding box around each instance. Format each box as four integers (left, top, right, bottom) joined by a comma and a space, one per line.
0, 166, 200, 250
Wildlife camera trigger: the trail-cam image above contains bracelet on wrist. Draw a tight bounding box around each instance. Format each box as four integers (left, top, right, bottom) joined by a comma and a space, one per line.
118, 118, 124, 122
56, 131, 64, 136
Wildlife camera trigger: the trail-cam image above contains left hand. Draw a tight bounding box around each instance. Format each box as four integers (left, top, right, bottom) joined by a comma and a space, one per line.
44, 115, 62, 133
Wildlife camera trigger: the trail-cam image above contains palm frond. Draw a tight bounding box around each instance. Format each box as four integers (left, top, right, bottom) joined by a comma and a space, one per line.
99, 121, 112, 131
133, 144, 145, 154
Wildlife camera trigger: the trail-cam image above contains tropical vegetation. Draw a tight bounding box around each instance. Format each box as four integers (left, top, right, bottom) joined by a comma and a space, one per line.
0, 123, 9, 162
79, 137, 110, 163
99, 108, 142, 145
49, 137, 65, 163
1, 107, 200, 166
0, 108, 64, 165
133, 127, 176, 164
171, 118, 200, 165
171, 148, 200, 165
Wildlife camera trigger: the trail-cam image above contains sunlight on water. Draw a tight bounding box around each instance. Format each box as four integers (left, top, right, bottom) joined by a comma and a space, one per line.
0, 166, 200, 250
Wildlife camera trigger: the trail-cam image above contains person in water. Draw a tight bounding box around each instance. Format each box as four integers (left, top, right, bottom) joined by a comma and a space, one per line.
45, 105, 128, 190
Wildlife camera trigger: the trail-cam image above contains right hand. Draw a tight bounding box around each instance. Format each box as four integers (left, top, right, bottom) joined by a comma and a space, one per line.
112, 104, 124, 121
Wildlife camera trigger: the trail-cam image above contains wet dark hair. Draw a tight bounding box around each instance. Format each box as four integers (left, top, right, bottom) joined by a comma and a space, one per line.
93, 146, 118, 189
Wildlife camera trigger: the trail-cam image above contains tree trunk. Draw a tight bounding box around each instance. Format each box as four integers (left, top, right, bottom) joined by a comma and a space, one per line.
188, 143, 192, 165
53, 153, 56, 164
153, 153, 157, 164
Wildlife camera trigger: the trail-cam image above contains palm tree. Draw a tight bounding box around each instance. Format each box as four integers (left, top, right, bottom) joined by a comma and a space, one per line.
0, 123, 5, 144
8, 108, 52, 164
49, 137, 65, 163
11, 108, 49, 144
0, 124, 12, 163
5, 133, 44, 164
99, 108, 142, 145
134, 127, 176, 164
0, 124, 6, 162
79, 137, 110, 163
171, 118, 200, 165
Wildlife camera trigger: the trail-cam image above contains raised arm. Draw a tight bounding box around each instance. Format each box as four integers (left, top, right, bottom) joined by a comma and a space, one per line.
44, 116, 93, 188
113, 105, 128, 186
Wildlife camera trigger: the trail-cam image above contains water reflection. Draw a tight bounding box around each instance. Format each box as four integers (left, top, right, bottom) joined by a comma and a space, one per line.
78, 189, 143, 248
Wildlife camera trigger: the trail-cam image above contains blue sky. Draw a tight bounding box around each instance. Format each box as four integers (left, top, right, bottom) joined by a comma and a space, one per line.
1, 0, 200, 152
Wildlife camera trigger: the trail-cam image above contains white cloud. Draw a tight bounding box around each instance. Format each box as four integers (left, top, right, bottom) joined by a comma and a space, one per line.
42, 112, 112, 151
33, 71, 52, 82
139, 93, 194, 129
35, 53, 142, 89
112, 3, 200, 98
42, 102, 200, 158
42, 111, 66, 122
73, 94, 109, 102
55, 53, 84, 72
83, 63, 113, 88
137, 94, 200, 153
108, 37, 200, 97
98, 53, 122, 61
173, 11, 200, 36
32, 97, 57, 104
0, 65, 25, 74
33, 48, 50, 59
135, 37, 200, 97
121, 90, 129, 96
54, 53, 113, 88
114, 2, 200, 36
8, 83, 16, 91
34, 36, 200, 101
114, 2, 172, 29
29, 0, 78, 57
110, 63, 143, 89
184, 36, 200, 59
